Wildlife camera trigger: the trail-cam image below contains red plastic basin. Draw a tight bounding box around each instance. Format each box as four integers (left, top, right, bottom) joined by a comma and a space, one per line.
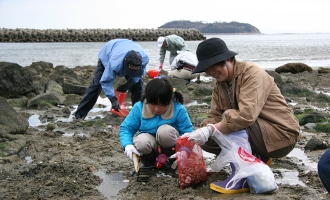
148, 70, 160, 79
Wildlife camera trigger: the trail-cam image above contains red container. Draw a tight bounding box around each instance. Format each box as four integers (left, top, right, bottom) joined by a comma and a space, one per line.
110, 90, 129, 117
148, 70, 160, 79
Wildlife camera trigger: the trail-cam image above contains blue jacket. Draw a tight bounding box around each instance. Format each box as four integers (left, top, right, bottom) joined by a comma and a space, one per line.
98, 39, 149, 98
119, 101, 193, 150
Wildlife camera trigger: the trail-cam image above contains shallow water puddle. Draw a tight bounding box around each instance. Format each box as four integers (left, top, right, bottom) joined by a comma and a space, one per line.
94, 170, 129, 199
25, 156, 33, 164
27, 97, 111, 126
275, 169, 306, 186
286, 148, 317, 171
28, 114, 45, 127
275, 148, 317, 186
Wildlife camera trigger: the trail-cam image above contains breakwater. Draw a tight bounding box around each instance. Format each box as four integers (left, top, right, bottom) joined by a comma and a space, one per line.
0, 28, 206, 42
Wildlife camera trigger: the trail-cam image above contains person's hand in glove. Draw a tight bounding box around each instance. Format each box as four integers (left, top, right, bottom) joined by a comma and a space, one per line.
124, 144, 140, 160
159, 63, 163, 70
187, 125, 213, 146
116, 79, 135, 92
109, 96, 120, 111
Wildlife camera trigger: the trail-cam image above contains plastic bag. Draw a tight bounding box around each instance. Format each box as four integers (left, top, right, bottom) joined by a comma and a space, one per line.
210, 125, 278, 194
110, 90, 129, 117
175, 137, 208, 189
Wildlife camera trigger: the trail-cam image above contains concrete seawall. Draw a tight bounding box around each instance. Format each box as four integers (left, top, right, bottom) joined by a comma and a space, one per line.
0, 28, 206, 42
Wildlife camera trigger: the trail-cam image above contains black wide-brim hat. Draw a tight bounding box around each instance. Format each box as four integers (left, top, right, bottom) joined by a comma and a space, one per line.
192, 38, 238, 74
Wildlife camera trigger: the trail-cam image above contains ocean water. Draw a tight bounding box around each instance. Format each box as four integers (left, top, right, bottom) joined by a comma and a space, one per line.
1, 33, 330, 70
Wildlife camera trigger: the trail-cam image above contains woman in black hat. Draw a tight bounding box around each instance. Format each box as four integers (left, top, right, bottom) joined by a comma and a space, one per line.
186, 38, 300, 194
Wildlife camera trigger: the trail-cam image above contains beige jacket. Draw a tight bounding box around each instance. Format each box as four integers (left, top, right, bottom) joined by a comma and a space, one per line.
202, 60, 300, 152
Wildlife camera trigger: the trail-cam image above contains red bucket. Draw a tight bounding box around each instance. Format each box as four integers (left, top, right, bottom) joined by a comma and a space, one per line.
110, 90, 129, 117
148, 70, 160, 79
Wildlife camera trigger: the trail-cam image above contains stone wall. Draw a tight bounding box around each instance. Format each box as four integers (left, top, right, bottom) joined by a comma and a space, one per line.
0, 28, 206, 42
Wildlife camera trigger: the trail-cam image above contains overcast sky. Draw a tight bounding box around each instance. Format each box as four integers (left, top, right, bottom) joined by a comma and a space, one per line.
0, 0, 329, 34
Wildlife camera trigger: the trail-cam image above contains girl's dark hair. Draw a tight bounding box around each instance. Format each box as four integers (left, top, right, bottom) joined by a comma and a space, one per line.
141, 78, 184, 105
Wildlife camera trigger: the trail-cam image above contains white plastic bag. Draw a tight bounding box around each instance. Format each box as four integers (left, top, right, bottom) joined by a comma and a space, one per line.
210, 125, 278, 194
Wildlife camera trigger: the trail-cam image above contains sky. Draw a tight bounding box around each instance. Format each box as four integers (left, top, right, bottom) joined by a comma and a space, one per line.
0, 0, 329, 34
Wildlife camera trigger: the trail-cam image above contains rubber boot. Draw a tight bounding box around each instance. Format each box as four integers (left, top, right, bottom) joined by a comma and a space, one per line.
161, 146, 176, 157
255, 154, 272, 166
210, 163, 250, 194
140, 151, 157, 167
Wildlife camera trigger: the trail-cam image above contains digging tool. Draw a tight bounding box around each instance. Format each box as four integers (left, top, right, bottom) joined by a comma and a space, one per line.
118, 108, 128, 117
132, 153, 154, 182
132, 153, 139, 173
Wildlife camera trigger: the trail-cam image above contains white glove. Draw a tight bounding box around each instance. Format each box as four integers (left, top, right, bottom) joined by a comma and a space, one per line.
180, 133, 190, 138
187, 126, 212, 146
124, 144, 140, 160
169, 153, 177, 159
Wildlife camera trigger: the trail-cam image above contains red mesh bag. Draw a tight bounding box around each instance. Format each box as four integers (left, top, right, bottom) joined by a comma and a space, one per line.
175, 137, 208, 189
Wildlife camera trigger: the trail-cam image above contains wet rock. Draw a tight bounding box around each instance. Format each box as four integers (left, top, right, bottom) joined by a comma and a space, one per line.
0, 97, 29, 137
0, 62, 35, 98
299, 112, 329, 126
303, 123, 317, 130
46, 80, 64, 95
6, 96, 29, 108
27, 92, 66, 108
275, 63, 313, 74
318, 67, 330, 73
304, 136, 329, 151
62, 82, 87, 95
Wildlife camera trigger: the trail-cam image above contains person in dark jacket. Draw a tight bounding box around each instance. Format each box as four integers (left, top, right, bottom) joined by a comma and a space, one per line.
318, 148, 330, 194
75, 39, 149, 120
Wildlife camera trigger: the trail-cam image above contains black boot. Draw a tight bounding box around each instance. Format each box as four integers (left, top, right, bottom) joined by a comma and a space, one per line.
161, 146, 175, 157
140, 151, 157, 167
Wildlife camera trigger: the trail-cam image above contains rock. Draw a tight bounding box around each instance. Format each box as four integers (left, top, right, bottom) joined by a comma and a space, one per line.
0, 97, 29, 137
27, 92, 66, 108
0, 139, 26, 157
266, 70, 284, 86
304, 136, 329, 151
62, 82, 87, 95
299, 112, 330, 126
303, 123, 317, 129
275, 63, 313, 74
25, 61, 54, 95
6, 97, 29, 108
318, 67, 330, 73
46, 80, 64, 95
0, 28, 206, 42
0, 62, 35, 98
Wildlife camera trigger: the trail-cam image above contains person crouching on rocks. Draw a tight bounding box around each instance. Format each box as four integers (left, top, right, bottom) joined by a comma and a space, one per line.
119, 78, 193, 167
186, 38, 301, 194
167, 51, 202, 85
75, 39, 149, 120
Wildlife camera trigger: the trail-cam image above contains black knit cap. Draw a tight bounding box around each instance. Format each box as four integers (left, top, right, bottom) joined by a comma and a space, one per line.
124, 50, 142, 77
192, 38, 238, 74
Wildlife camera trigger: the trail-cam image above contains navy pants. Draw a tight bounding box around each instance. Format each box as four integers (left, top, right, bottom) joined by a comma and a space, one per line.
75, 60, 143, 119
318, 148, 330, 193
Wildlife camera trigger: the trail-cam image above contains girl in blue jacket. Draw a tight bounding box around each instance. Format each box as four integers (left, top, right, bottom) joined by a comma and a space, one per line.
119, 78, 193, 166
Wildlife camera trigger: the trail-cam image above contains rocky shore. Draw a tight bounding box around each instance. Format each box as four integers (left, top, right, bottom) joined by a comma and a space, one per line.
0, 28, 206, 43
0, 61, 330, 199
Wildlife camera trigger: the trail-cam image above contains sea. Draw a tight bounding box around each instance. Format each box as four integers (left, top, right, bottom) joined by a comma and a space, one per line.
1, 33, 330, 71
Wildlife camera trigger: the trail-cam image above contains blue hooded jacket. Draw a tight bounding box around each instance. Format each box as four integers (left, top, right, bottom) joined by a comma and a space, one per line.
119, 101, 193, 150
